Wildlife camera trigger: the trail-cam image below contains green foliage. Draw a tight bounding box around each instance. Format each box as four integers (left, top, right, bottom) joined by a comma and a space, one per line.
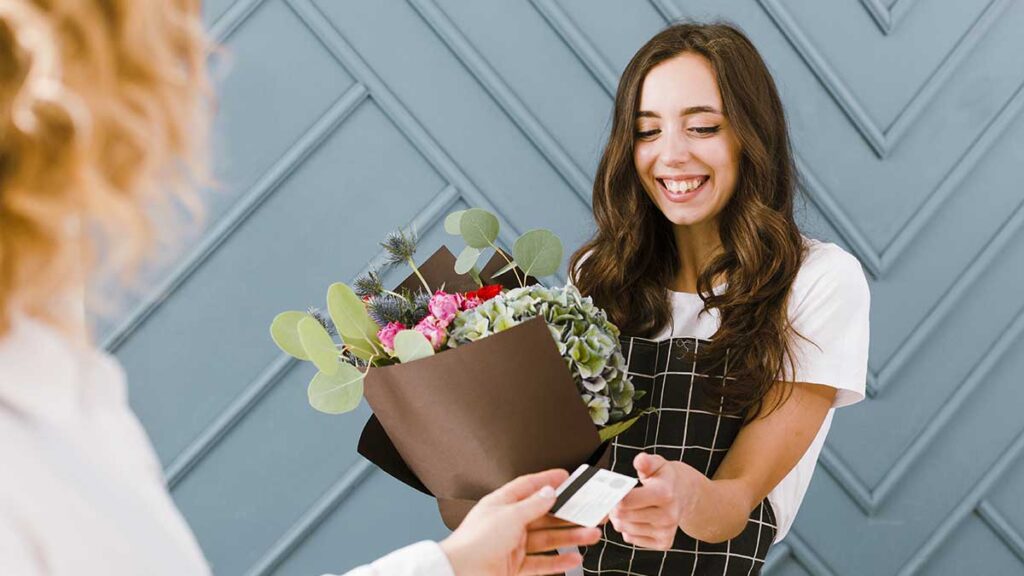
307, 364, 365, 414
394, 330, 435, 363
513, 229, 563, 278
297, 316, 340, 375
270, 311, 311, 360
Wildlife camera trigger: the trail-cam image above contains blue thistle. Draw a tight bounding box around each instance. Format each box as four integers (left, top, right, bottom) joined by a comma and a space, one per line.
306, 306, 337, 336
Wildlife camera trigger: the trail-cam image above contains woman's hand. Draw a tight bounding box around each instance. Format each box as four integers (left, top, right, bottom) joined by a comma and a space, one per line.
608, 453, 703, 551
440, 469, 603, 576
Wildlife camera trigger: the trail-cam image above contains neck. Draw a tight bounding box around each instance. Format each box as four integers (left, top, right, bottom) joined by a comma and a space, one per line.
671, 221, 723, 294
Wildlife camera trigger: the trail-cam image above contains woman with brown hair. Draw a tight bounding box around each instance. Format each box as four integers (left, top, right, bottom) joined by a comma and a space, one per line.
570, 22, 870, 575
0, 1, 599, 574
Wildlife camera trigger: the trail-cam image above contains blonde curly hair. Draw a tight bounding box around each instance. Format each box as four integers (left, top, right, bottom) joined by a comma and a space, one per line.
0, 0, 211, 338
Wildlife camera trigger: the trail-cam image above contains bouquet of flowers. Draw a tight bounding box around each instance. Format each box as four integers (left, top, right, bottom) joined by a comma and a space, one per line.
268, 208, 646, 527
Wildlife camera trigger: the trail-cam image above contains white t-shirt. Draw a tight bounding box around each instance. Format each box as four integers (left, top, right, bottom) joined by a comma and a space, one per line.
646, 237, 870, 543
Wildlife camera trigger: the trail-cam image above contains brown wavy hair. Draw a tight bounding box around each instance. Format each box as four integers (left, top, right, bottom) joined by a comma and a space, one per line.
570, 22, 807, 421
0, 0, 211, 339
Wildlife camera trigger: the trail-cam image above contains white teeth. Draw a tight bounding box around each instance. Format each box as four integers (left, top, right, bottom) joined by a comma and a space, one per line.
663, 177, 706, 193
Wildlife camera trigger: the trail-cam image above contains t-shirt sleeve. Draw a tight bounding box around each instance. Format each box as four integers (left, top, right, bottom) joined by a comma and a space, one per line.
781, 245, 871, 409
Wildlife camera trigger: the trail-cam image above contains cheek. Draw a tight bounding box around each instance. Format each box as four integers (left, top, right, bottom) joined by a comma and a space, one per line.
634, 144, 657, 173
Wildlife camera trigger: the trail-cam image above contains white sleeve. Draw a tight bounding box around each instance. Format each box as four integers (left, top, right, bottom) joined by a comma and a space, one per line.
781, 246, 871, 409
327, 540, 456, 576
0, 514, 43, 575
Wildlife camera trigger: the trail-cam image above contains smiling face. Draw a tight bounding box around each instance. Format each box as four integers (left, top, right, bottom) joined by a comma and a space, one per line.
633, 52, 741, 232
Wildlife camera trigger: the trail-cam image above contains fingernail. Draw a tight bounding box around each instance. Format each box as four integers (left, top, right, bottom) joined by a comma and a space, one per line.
537, 485, 556, 498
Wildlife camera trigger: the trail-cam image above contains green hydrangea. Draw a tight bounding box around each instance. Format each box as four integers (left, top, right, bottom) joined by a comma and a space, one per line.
448, 284, 639, 426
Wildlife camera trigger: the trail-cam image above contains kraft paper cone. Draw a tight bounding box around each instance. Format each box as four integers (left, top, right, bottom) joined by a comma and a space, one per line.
357, 245, 588, 528
362, 316, 602, 528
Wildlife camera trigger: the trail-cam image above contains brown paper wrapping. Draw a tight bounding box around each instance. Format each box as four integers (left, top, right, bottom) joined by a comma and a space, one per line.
356, 246, 604, 529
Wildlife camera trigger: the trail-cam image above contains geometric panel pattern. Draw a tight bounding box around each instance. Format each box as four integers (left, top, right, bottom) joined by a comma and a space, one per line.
101, 0, 1024, 573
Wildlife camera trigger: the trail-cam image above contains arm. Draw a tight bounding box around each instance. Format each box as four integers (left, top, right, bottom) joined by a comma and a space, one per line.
610, 381, 835, 547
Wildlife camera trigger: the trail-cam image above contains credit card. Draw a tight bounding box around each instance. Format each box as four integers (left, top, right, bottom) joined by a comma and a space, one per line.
551, 464, 638, 527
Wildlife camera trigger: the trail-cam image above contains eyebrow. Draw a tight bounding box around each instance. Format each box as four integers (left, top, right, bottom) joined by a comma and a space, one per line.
636, 106, 721, 118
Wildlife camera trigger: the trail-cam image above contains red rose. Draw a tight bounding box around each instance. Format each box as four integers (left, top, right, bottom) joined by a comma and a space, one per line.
465, 284, 502, 303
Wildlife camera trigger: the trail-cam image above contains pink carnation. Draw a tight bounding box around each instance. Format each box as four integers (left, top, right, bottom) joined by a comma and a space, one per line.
377, 321, 405, 353
428, 291, 461, 326
415, 315, 448, 350
461, 296, 482, 310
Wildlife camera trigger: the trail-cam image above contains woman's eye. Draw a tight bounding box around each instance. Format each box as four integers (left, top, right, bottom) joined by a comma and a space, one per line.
691, 126, 720, 135
636, 129, 660, 139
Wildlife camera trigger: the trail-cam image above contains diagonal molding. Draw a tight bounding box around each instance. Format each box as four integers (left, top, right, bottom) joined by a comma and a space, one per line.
285, 0, 523, 251
796, 72, 1024, 280
246, 459, 376, 576
759, 0, 1010, 159
406, 0, 593, 206
653, 0, 921, 35
976, 499, 1024, 564
164, 185, 461, 490
820, 297, 1024, 514
763, 529, 838, 575
648, 0, 684, 24
102, 82, 370, 353
898, 424, 1024, 575
209, 0, 267, 43
859, 0, 922, 35
528, 0, 619, 96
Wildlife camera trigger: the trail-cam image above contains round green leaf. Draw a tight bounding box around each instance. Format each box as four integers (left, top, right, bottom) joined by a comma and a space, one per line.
327, 283, 381, 354
307, 364, 365, 414
454, 246, 482, 275
298, 316, 340, 376
513, 229, 563, 278
394, 329, 435, 363
459, 208, 500, 249
444, 210, 466, 235
269, 311, 311, 360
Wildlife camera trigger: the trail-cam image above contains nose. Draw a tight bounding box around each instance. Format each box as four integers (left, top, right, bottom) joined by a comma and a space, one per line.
658, 131, 691, 166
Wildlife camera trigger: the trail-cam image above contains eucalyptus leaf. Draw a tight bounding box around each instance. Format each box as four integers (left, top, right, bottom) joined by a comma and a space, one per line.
459, 208, 499, 249
598, 408, 655, 442
394, 329, 435, 363
513, 229, 563, 278
298, 317, 340, 376
307, 364, 365, 414
344, 336, 377, 362
455, 246, 481, 275
327, 283, 381, 353
269, 311, 311, 360
444, 210, 466, 235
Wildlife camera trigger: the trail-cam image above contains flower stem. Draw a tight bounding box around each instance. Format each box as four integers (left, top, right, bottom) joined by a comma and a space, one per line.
488, 241, 523, 287
406, 257, 432, 293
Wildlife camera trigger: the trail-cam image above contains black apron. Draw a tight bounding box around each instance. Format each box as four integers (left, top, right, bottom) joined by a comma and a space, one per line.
582, 336, 777, 575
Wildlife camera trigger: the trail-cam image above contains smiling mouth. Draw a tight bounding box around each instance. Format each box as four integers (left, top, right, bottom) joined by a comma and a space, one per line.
656, 176, 709, 200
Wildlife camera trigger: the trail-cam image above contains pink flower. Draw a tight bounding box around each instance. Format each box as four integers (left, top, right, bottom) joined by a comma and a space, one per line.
461, 296, 482, 310
428, 291, 461, 326
377, 321, 405, 353
415, 315, 448, 350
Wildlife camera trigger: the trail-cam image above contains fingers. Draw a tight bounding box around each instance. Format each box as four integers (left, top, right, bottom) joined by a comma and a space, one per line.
616, 484, 670, 511
621, 531, 673, 551
633, 453, 667, 480
610, 505, 669, 525
483, 469, 569, 506
505, 484, 559, 526
519, 551, 583, 576
526, 514, 576, 530
525, 526, 602, 553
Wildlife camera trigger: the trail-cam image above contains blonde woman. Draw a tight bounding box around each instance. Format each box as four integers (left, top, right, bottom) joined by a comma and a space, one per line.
0, 1, 597, 574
